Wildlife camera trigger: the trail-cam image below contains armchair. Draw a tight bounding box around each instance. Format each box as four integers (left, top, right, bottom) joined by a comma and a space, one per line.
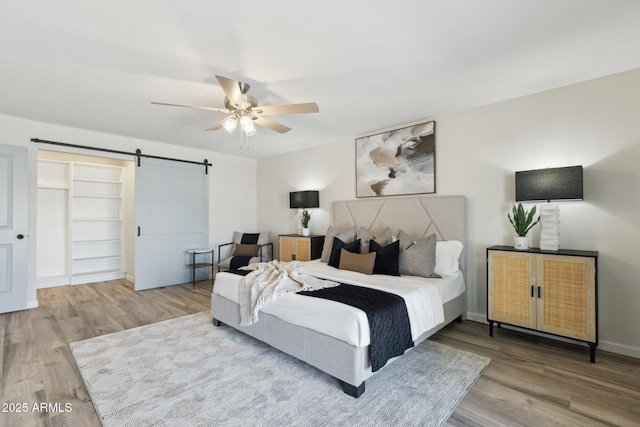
217, 231, 273, 272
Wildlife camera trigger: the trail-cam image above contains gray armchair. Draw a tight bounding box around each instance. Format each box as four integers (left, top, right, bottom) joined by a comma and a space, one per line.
217, 231, 273, 272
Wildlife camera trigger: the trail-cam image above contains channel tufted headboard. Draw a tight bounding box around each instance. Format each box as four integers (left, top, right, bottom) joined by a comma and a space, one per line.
333, 196, 466, 274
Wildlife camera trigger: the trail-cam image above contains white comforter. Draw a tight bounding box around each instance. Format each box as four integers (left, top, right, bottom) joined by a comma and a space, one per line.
214, 260, 464, 348
238, 260, 339, 326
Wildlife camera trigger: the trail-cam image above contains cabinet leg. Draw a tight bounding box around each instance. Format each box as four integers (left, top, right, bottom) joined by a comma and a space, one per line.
589, 343, 597, 363
489, 321, 494, 337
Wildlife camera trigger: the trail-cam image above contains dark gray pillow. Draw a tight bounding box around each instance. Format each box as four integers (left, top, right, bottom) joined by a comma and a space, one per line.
369, 239, 400, 276
328, 238, 361, 268
358, 226, 393, 254
320, 226, 357, 263
398, 230, 438, 278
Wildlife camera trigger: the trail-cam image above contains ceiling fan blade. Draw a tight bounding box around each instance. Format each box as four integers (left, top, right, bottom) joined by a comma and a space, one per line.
253, 116, 292, 134
151, 101, 228, 113
255, 102, 319, 115
215, 75, 243, 107
205, 119, 226, 131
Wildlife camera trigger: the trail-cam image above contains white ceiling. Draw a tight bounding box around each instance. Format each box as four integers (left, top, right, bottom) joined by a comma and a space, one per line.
2, 1, 640, 159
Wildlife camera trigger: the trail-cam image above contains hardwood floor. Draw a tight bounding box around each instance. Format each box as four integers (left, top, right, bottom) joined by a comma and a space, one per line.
1, 279, 639, 426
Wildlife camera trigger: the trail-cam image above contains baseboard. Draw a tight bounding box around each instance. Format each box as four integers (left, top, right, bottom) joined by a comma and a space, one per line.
126, 273, 135, 283
465, 312, 487, 323
599, 340, 640, 360
27, 299, 39, 309
465, 311, 640, 360
37, 276, 70, 289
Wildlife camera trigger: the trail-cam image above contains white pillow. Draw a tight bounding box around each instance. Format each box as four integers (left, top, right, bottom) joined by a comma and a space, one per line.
434, 240, 463, 276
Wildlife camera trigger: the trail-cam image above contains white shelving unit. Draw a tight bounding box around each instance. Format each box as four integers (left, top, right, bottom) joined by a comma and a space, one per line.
37, 159, 127, 287
37, 160, 70, 287
71, 163, 125, 284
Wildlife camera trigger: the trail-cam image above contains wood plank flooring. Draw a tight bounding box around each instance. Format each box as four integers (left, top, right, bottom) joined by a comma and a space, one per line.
1, 279, 639, 426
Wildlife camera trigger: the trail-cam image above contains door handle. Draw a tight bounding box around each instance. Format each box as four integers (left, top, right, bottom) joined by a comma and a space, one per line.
137, 226, 141, 237
17, 234, 24, 239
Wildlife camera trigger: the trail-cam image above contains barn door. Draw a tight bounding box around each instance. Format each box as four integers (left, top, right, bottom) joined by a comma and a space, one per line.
134, 157, 208, 290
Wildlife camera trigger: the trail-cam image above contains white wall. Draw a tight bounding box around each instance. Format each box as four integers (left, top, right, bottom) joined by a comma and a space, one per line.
257, 68, 640, 358
0, 114, 257, 309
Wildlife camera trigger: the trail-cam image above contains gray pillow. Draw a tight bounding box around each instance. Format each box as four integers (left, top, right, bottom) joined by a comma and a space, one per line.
398, 230, 438, 278
320, 226, 357, 263
358, 226, 393, 254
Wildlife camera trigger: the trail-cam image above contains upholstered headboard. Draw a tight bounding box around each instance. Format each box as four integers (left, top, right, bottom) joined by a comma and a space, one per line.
333, 196, 466, 274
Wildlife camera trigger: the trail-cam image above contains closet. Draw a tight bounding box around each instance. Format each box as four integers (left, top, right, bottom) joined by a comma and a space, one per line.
37, 151, 134, 287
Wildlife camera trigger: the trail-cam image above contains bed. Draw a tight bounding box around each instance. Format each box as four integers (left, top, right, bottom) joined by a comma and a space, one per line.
211, 195, 466, 397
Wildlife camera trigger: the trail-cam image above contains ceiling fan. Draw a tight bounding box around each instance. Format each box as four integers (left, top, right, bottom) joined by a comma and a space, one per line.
151, 75, 319, 136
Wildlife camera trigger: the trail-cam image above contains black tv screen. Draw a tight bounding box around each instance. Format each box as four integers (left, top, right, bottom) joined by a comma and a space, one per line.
515, 166, 583, 201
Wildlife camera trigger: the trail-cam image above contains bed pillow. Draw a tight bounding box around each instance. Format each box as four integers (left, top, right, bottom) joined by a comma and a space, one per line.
328, 238, 361, 268
231, 244, 260, 257
338, 249, 376, 275
358, 226, 393, 254
320, 226, 357, 263
434, 240, 464, 276
397, 230, 438, 278
369, 239, 401, 276
232, 231, 271, 245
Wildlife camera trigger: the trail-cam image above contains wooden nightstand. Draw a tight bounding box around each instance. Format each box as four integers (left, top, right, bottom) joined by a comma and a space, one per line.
487, 245, 598, 362
279, 235, 324, 262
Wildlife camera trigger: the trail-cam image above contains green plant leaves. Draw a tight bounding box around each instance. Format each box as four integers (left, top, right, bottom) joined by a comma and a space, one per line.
507, 203, 539, 236
301, 209, 312, 228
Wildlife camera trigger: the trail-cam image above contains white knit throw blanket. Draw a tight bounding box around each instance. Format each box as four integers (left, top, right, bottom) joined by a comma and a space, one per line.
239, 260, 340, 326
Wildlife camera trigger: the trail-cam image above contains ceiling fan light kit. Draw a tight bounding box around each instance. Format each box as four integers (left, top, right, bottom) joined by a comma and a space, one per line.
152, 75, 319, 145
222, 116, 238, 133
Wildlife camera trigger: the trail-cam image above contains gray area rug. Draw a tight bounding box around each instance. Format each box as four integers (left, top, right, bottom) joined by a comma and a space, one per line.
70, 312, 490, 427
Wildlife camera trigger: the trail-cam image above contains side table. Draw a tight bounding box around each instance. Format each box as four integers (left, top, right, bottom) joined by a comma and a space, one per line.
187, 249, 214, 289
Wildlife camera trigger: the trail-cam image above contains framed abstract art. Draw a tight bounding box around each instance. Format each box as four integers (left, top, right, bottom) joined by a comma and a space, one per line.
356, 121, 436, 197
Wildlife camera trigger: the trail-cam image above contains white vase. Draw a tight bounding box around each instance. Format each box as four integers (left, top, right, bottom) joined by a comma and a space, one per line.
302, 228, 310, 236
514, 236, 529, 250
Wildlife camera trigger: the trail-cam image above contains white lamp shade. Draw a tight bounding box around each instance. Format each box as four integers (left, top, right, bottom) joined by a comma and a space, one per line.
222, 116, 238, 133
240, 116, 257, 136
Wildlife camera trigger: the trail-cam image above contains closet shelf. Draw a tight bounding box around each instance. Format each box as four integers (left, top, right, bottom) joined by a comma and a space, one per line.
72, 269, 123, 277
38, 185, 69, 190
73, 255, 122, 262
72, 194, 123, 199
73, 178, 122, 184
72, 218, 122, 222
73, 239, 122, 244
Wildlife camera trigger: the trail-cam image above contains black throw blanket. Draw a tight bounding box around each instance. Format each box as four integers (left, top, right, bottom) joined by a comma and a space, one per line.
299, 284, 413, 371
230, 256, 253, 271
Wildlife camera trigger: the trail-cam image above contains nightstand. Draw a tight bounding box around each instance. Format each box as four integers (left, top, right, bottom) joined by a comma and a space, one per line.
279, 235, 324, 262
487, 245, 598, 362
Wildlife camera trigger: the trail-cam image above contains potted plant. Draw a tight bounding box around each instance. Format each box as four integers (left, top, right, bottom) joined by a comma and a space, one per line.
301, 209, 312, 236
508, 203, 539, 250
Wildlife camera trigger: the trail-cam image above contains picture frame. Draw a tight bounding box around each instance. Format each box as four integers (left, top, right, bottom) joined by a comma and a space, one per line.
356, 121, 436, 198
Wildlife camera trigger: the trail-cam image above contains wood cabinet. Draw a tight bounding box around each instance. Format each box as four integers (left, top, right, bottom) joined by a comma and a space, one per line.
487, 246, 598, 362
279, 234, 324, 262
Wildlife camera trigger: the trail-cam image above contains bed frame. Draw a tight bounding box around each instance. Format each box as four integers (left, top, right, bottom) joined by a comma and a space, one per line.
211, 195, 466, 397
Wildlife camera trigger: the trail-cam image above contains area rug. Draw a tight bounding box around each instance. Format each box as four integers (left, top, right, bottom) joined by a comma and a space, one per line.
70, 312, 490, 427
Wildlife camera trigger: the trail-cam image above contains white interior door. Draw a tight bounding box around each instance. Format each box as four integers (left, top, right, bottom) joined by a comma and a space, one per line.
0, 145, 28, 313
134, 157, 209, 290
